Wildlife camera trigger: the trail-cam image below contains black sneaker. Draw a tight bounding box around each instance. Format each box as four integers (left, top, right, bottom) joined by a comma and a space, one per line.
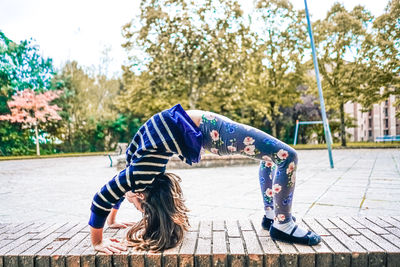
270, 225, 321, 245
261, 215, 296, 231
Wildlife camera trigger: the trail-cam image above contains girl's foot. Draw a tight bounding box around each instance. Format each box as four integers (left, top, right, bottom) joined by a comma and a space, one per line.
261, 215, 296, 231
270, 221, 321, 245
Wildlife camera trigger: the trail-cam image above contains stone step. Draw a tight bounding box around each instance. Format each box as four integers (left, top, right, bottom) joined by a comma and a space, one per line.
1, 217, 400, 266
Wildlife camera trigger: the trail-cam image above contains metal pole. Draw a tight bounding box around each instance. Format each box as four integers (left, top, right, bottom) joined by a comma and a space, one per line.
294, 120, 299, 145
304, 0, 334, 168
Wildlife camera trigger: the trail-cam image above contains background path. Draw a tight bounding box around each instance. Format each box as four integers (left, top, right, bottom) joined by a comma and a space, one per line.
0, 149, 399, 225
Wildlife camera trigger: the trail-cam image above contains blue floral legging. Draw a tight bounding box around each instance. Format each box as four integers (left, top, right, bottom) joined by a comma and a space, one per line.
199, 112, 297, 224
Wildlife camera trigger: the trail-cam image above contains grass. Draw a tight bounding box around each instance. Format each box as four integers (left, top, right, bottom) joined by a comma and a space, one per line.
293, 141, 400, 149
1, 142, 399, 161
0, 151, 111, 161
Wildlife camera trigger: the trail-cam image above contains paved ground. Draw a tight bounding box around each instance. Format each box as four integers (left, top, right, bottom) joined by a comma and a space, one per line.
0, 149, 399, 225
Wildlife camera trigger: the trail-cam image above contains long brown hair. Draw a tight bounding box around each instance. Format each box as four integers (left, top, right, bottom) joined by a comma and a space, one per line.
126, 172, 190, 251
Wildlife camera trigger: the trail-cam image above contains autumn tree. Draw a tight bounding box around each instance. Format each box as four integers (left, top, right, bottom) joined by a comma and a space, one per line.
0, 89, 61, 156
0, 31, 55, 155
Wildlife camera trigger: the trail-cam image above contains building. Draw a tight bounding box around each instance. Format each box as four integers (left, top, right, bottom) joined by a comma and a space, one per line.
344, 95, 399, 142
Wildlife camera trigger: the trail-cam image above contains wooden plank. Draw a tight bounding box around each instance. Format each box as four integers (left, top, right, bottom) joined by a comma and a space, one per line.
381, 234, 400, 249
352, 217, 388, 235
179, 231, 197, 267
212, 220, 225, 231
225, 220, 240, 237
386, 227, 400, 238
238, 219, 253, 231
323, 236, 351, 267
328, 217, 359, 236
2, 233, 38, 254
302, 218, 330, 236
195, 238, 211, 267
7, 222, 34, 234
242, 230, 263, 267
351, 234, 386, 267
64, 235, 91, 267
54, 222, 77, 233
360, 228, 400, 267
163, 242, 181, 267
340, 217, 365, 229
145, 251, 161, 267
361, 229, 399, 252
212, 231, 227, 267
0, 223, 23, 235
33, 223, 66, 240
293, 220, 316, 267
275, 240, 298, 267
2, 223, 42, 240
128, 247, 146, 267
366, 216, 392, 228
382, 234, 400, 267
316, 218, 337, 229
199, 220, 212, 239
228, 237, 245, 267
258, 237, 280, 267
50, 233, 89, 267
252, 218, 269, 237
58, 222, 87, 239
328, 229, 367, 267
380, 217, 400, 228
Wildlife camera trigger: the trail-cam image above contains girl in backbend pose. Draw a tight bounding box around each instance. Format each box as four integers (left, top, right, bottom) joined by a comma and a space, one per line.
89, 104, 321, 254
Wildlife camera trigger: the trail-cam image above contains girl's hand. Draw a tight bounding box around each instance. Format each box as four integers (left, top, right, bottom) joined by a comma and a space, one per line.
94, 238, 127, 255
108, 221, 136, 229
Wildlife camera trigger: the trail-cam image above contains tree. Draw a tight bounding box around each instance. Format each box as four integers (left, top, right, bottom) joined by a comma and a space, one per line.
52, 60, 123, 152
241, 0, 308, 136
0, 31, 55, 155
312, 3, 373, 146
358, 0, 400, 115
0, 89, 61, 155
119, 0, 252, 117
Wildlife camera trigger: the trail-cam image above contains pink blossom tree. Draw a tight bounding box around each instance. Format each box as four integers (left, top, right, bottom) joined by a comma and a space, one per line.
0, 89, 62, 156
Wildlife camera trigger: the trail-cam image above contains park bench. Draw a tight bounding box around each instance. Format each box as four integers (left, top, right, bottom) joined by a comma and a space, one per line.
1, 216, 400, 266
107, 143, 128, 167
375, 135, 400, 142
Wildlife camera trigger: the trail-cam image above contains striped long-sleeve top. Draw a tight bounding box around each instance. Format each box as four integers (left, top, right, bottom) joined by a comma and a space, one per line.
89, 104, 203, 228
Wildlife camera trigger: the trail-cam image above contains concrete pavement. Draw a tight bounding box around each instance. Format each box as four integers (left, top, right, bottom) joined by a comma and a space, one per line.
0, 149, 399, 225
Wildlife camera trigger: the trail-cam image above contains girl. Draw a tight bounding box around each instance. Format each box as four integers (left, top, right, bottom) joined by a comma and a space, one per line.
89, 104, 321, 254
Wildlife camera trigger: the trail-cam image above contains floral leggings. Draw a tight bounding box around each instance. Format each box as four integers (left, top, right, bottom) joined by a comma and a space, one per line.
199, 112, 298, 224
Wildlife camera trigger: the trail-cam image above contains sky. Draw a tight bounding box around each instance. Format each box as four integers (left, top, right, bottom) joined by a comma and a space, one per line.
0, 0, 389, 78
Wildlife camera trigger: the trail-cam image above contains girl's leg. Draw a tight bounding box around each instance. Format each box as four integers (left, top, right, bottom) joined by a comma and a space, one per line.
259, 161, 275, 218
199, 112, 321, 245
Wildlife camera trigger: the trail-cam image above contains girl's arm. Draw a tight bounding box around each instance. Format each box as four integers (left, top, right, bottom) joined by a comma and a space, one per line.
90, 227, 127, 255
106, 206, 135, 229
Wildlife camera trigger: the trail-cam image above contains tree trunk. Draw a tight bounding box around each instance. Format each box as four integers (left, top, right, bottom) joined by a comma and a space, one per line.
34, 124, 40, 156
339, 101, 346, 147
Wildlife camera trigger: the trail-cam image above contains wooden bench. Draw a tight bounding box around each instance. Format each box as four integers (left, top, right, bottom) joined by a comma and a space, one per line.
107, 143, 128, 167
375, 135, 400, 142
1, 217, 400, 266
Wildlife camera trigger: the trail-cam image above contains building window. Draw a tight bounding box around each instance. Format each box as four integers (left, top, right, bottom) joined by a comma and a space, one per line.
368, 118, 372, 127
384, 129, 389, 135
368, 110, 372, 117
384, 108, 388, 117
385, 100, 388, 106
385, 119, 389, 128
369, 130, 372, 137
